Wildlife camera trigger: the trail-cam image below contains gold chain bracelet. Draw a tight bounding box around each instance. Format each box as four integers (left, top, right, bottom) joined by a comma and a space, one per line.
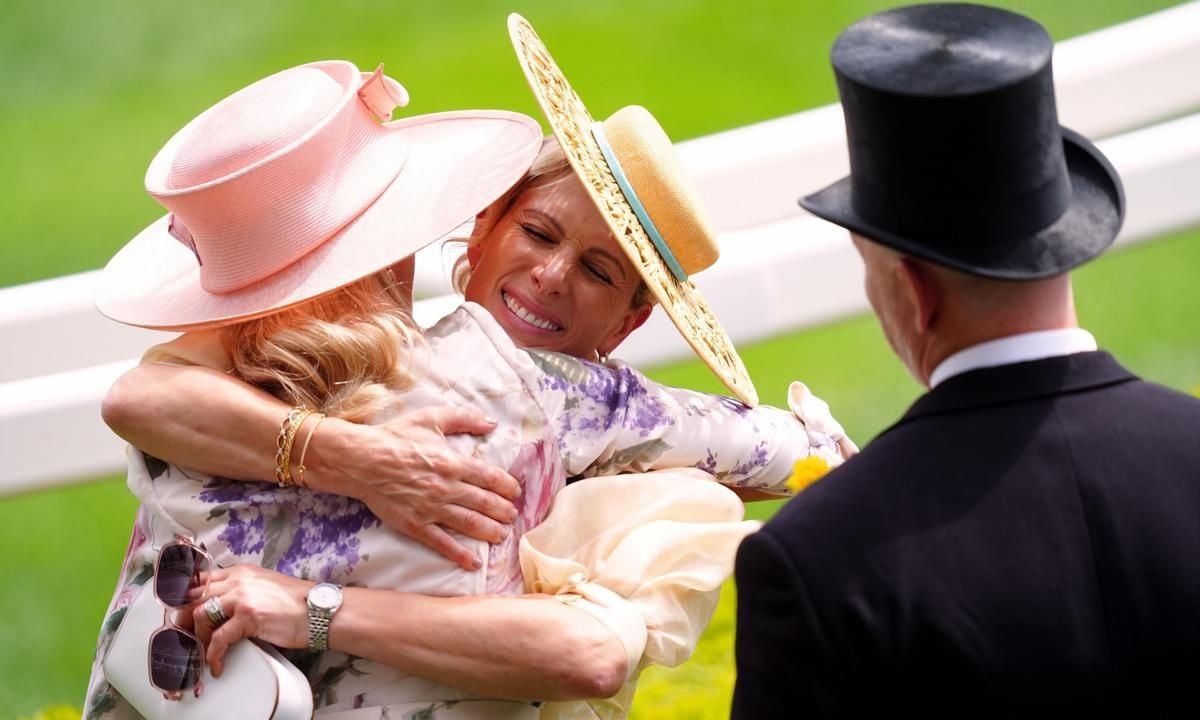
275, 407, 313, 487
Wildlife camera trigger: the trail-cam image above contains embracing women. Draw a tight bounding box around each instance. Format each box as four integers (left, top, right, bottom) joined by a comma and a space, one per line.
83, 14, 852, 720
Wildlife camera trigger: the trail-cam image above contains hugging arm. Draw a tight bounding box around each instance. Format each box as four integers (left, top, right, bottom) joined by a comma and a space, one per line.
102, 359, 520, 569
194, 471, 747, 703
531, 353, 851, 492
196, 565, 628, 700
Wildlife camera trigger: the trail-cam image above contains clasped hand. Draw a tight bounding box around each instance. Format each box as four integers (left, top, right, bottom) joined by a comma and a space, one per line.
327, 406, 521, 570
189, 566, 310, 677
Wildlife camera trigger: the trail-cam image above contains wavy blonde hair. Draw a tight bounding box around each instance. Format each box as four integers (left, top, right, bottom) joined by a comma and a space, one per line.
226, 272, 423, 423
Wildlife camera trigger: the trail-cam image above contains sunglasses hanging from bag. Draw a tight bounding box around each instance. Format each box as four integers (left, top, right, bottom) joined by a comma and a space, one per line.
148, 535, 213, 700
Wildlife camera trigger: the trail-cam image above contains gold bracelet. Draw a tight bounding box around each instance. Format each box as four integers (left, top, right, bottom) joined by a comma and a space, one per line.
275, 407, 313, 487
293, 413, 326, 488
281, 408, 313, 486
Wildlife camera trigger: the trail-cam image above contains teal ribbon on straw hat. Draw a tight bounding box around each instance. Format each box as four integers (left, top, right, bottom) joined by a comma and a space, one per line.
591, 123, 688, 282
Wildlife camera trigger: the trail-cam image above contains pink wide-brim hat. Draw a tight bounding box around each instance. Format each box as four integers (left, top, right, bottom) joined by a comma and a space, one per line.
96, 61, 542, 331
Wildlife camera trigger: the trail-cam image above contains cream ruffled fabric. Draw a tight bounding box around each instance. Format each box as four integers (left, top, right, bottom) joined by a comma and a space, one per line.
520, 469, 761, 720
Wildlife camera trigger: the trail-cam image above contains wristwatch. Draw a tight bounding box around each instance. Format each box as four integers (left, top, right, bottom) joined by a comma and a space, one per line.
305, 582, 343, 651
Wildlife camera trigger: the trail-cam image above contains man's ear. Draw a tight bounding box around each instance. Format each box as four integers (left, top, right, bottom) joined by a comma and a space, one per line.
897, 257, 941, 335
598, 303, 653, 358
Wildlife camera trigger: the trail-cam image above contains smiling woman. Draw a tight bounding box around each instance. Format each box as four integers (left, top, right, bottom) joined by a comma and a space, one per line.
82, 48, 853, 719
78, 14, 863, 720
3, 0, 1194, 717
459, 140, 654, 362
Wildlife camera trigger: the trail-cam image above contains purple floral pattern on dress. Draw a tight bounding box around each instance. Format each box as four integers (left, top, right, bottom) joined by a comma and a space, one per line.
198, 478, 382, 582
84, 305, 838, 718
530, 351, 675, 441
711, 440, 771, 484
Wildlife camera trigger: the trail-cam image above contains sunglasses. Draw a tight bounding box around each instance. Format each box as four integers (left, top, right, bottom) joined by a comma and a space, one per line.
148, 535, 212, 700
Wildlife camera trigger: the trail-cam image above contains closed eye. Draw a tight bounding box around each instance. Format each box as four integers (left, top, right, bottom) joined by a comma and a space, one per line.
520, 223, 555, 245
583, 259, 615, 284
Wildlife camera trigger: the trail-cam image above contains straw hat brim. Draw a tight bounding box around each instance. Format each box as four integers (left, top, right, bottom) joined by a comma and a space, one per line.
507, 14, 758, 406
96, 110, 542, 331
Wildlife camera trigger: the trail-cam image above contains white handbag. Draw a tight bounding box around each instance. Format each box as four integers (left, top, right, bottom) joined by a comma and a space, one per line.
102, 583, 313, 720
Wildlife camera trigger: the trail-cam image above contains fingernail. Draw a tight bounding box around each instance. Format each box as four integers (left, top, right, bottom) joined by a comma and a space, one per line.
484, 416, 498, 425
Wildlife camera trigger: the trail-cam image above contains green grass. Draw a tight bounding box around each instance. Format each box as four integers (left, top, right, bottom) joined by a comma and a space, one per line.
2, 229, 1196, 719
1, 0, 1195, 717
1, 0, 1189, 288
0, 477, 138, 718
629, 227, 1200, 719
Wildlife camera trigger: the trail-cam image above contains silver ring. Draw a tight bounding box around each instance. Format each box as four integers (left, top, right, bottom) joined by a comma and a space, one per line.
203, 596, 228, 627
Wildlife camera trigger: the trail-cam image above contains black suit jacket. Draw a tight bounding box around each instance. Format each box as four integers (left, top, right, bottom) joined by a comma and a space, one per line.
733, 352, 1200, 718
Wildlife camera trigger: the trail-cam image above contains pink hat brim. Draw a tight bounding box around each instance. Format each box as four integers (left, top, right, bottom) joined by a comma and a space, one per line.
96, 110, 541, 331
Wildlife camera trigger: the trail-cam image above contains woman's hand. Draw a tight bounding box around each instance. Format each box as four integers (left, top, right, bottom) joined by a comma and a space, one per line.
313, 406, 522, 571
105, 361, 521, 570
190, 563, 630, 699
192, 566, 312, 677
787, 381, 858, 460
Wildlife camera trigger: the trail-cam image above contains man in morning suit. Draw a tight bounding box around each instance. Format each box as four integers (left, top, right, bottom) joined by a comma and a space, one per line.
732, 4, 1200, 717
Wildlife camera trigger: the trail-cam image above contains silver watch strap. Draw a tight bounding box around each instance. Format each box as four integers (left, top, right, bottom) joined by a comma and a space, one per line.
309, 609, 332, 651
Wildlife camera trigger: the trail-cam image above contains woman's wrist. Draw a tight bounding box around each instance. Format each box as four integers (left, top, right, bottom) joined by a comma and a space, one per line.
291, 416, 360, 497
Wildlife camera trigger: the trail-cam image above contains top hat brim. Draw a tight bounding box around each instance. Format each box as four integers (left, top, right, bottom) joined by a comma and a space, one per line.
96, 110, 541, 331
508, 13, 759, 406
798, 128, 1125, 280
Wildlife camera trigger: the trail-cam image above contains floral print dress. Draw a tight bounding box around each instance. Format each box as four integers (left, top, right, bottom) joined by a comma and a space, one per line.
83, 303, 844, 718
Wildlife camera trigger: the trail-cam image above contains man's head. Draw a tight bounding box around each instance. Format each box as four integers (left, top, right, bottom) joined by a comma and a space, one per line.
801, 4, 1125, 383
850, 233, 1077, 385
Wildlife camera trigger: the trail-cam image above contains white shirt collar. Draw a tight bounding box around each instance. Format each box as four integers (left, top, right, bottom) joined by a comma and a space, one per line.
929, 328, 1098, 388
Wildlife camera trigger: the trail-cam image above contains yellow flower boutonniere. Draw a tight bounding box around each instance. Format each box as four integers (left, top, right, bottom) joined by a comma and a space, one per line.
785, 455, 831, 494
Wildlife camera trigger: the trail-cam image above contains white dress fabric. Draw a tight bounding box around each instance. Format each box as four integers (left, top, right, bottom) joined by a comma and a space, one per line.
83, 303, 845, 718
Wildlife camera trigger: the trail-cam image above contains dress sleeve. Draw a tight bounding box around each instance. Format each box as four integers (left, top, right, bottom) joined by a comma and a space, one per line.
527, 351, 845, 493
519, 469, 760, 719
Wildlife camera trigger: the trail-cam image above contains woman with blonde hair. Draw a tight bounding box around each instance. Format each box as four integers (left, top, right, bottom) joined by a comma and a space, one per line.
88, 17, 851, 720
101, 18, 852, 570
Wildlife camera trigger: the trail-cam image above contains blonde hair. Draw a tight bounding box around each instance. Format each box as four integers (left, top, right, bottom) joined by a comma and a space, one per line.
227, 272, 423, 423
452, 137, 653, 310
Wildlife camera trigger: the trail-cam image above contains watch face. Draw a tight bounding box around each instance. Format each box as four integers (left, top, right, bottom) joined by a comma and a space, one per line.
310, 584, 341, 610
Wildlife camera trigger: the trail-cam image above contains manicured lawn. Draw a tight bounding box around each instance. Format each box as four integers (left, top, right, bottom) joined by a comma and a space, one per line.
1, 1, 1193, 717
1, 0, 1187, 288
630, 227, 1200, 718
3, 227, 1196, 718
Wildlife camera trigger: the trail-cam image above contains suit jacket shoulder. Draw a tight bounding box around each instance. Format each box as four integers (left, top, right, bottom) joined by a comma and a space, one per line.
747, 351, 1200, 714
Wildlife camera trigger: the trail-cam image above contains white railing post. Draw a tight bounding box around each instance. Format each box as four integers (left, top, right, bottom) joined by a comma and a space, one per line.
2, 3, 1198, 496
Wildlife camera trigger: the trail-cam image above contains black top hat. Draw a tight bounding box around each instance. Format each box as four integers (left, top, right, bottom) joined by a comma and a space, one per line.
799, 3, 1125, 279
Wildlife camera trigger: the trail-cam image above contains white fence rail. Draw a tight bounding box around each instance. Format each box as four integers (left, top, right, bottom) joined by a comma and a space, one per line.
2, 2, 1199, 496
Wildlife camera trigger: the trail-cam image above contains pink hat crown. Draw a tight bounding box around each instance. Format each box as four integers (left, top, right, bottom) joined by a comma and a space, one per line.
96, 59, 542, 332
167, 68, 343, 189
146, 61, 410, 293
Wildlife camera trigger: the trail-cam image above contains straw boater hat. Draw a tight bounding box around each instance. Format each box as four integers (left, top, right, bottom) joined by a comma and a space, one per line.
507, 14, 759, 406
96, 61, 541, 330
799, 4, 1124, 279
